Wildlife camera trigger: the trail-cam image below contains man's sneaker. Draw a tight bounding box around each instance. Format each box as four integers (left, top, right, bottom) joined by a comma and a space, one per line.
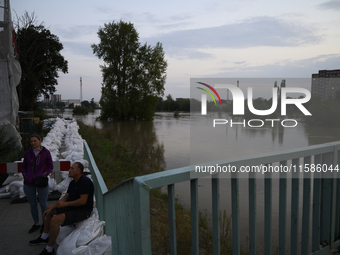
29, 235, 49, 245
28, 224, 41, 234
39, 248, 55, 255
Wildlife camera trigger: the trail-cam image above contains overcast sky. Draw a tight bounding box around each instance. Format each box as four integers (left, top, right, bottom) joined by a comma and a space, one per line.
11, 0, 340, 102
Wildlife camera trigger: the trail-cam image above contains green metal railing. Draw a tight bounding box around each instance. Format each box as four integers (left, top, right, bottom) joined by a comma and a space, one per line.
84, 140, 340, 255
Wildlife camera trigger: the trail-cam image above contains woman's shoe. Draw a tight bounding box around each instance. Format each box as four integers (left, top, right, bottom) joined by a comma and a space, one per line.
28, 224, 41, 233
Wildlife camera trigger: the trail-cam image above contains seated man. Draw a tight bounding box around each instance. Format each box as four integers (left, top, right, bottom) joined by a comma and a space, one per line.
29, 162, 94, 255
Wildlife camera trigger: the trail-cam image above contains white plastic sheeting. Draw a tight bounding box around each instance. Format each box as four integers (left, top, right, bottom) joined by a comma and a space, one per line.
57, 209, 110, 255
0, 0, 22, 148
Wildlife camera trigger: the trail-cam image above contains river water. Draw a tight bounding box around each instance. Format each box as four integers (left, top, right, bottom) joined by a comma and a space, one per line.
60, 108, 340, 250
60, 109, 340, 169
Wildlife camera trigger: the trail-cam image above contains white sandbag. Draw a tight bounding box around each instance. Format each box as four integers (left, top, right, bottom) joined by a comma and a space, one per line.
57, 228, 81, 255
71, 246, 88, 255
48, 178, 57, 192
8, 180, 23, 189
2, 174, 22, 186
0, 192, 11, 199
56, 225, 75, 245
78, 159, 89, 168
103, 244, 112, 255
0, 186, 7, 193
56, 177, 72, 194
76, 220, 105, 246
18, 186, 25, 198
72, 235, 112, 255
10, 189, 19, 198
61, 171, 69, 180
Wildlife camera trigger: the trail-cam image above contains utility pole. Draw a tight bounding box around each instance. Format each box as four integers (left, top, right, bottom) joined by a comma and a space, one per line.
80, 77, 82, 102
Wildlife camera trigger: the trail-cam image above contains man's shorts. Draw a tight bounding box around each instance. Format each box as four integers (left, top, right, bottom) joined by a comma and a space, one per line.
56, 207, 92, 226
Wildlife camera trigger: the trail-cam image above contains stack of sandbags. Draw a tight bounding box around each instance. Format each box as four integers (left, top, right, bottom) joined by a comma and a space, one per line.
42, 118, 67, 160
0, 173, 24, 199
56, 208, 111, 255
61, 120, 84, 163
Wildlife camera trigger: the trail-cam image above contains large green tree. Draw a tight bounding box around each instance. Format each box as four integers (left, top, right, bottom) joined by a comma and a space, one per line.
92, 20, 167, 121
15, 12, 68, 111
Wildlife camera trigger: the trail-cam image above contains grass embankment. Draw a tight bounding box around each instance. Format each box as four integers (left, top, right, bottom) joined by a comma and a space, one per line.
78, 122, 236, 254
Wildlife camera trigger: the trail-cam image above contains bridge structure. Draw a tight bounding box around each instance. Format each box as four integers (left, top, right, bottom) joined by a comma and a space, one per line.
84, 140, 340, 255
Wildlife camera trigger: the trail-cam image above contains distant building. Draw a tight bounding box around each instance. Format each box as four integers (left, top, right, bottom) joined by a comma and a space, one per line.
66, 99, 81, 106
50, 94, 61, 106
61, 100, 69, 107
44, 95, 50, 104
311, 69, 340, 100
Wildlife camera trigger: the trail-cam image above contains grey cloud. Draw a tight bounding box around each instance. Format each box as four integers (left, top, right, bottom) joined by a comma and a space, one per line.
211, 54, 340, 78
143, 16, 321, 59
318, 0, 340, 11
165, 47, 214, 59
95, 6, 115, 15
151, 16, 320, 48
62, 41, 95, 59
54, 25, 99, 40
157, 21, 192, 30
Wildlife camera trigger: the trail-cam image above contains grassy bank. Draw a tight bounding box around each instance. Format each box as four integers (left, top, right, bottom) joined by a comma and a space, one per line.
78, 122, 237, 254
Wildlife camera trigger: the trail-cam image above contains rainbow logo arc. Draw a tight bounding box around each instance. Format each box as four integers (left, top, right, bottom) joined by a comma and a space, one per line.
196, 82, 223, 106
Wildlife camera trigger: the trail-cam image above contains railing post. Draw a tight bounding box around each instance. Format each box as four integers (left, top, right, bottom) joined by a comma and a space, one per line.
134, 179, 151, 254
312, 154, 322, 252
231, 173, 240, 255
279, 161, 287, 255
191, 179, 199, 255
212, 175, 220, 255
290, 158, 299, 255
168, 184, 177, 255
264, 169, 272, 255
331, 146, 339, 249
301, 156, 311, 255
249, 172, 256, 255
320, 153, 332, 246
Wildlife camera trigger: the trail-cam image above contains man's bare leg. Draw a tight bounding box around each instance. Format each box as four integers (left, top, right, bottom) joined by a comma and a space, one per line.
47, 213, 65, 247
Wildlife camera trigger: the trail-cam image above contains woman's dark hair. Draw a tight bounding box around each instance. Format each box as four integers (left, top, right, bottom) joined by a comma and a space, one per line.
30, 134, 42, 141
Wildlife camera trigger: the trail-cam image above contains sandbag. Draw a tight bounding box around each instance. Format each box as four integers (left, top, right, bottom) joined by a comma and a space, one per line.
57, 228, 81, 255
76, 220, 105, 246
72, 235, 112, 255
8, 180, 24, 198
0, 186, 7, 193
48, 178, 57, 192
0, 192, 11, 199
8, 180, 23, 190
56, 177, 72, 194
56, 225, 75, 245
2, 174, 22, 186
18, 186, 25, 198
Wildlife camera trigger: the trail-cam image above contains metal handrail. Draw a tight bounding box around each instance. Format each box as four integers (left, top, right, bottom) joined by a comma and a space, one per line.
84, 140, 340, 255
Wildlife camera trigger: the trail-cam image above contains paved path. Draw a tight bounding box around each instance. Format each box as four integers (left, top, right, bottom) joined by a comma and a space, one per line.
0, 197, 54, 255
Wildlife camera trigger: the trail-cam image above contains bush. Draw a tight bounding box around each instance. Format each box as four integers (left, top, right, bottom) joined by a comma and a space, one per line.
0, 126, 23, 163
73, 105, 90, 115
